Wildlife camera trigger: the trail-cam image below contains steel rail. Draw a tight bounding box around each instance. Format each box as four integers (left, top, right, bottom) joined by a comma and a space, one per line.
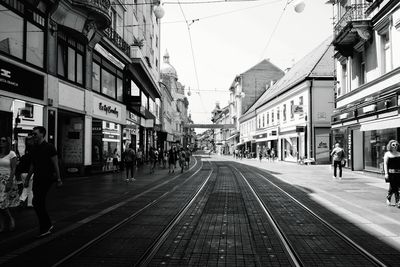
233, 166, 302, 267
52, 158, 205, 267
136, 165, 214, 267
252, 168, 387, 267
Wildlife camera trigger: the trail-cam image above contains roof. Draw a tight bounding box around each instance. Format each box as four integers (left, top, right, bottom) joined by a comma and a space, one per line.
243, 36, 334, 116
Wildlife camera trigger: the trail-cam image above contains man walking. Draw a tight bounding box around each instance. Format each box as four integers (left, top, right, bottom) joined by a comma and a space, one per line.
330, 143, 345, 179
24, 126, 62, 237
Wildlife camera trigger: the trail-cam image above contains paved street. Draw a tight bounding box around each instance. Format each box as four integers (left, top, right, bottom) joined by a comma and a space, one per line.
0, 154, 400, 266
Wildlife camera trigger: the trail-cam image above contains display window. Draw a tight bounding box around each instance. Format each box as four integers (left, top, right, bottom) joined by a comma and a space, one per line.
364, 129, 397, 172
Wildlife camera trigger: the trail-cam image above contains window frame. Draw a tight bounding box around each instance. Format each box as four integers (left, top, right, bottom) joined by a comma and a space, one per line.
0, 0, 46, 69
57, 31, 85, 86
92, 51, 124, 102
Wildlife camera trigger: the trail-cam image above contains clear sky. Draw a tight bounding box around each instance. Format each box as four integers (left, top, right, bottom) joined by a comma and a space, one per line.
160, 0, 334, 125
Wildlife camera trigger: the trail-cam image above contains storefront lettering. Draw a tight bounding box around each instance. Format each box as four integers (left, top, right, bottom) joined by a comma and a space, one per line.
99, 102, 119, 117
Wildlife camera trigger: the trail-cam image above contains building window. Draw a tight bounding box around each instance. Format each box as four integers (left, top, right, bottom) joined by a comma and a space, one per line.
0, 1, 45, 68
283, 104, 287, 121
277, 107, 280, 121
271, 111, 274, 124
131, 80, 140, 96
340, 62, 347, 96
258, 116, 261, 128
381, 31, 391, 74
92, 52, 123, 101
262, 114, 265, 128
58, 31, 85, 85
290, 100, 294, 119
141, 92, 148, 109
266, 112, 269, 126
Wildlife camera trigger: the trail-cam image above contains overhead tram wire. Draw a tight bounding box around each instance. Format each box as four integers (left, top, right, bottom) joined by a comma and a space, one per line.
121, 0, 282, 28
177, 0, 209, 115
259, 0, 290, 59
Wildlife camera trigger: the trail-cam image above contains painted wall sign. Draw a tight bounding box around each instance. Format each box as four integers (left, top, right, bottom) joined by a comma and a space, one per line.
0, 59, 44, 100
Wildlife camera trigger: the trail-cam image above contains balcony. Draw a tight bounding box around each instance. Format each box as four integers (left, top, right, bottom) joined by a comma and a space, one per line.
333, 4, 372, 57
72, 0, 111, 29
103, 27, 130, 56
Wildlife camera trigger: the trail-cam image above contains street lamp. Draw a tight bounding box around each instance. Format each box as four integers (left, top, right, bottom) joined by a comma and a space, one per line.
292, 0, 306, 13
153, 4, 165, 19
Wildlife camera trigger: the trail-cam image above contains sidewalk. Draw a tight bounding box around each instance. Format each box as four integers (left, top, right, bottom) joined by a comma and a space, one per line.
215, 154, 400, 250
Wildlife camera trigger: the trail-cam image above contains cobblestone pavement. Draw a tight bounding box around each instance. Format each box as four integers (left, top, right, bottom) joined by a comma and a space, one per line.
0, 154, 399, 266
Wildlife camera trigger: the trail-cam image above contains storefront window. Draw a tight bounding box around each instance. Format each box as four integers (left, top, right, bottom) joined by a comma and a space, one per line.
92, 62, 100, 92
102, 69, 116, 98
364, 129, 397, 172
26, 22, 44, 67
131, 80, 140, 96
283, 137, 298, 161
0, 2, 45, 67
117, 78, 123, 102
93, 52, 123, 101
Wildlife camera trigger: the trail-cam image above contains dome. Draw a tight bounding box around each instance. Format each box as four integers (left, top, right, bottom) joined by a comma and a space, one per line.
160, 50, 178, 79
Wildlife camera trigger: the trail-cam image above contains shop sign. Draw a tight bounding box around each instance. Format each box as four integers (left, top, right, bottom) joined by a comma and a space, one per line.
128, 112, 138, 123
0, 59, 44, 100
253, 133, 268, 139
93, 95, 122, 120
103, 133, 119, 139
99, 102, 119, 117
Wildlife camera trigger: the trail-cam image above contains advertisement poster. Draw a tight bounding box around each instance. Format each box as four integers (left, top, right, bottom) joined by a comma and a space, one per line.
315, 133, 330, 163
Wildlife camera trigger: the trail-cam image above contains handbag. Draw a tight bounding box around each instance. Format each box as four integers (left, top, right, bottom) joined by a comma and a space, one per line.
341, 159, 346, 167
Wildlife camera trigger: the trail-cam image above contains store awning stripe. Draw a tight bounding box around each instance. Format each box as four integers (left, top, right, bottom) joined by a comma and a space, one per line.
360, 116, 400, 132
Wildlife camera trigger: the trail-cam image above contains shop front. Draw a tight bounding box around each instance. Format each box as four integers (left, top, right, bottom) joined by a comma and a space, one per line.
124, 111, 140, 151
280, 134, 298, 162
0, 58, 45, 154
89, 93, 126, 173
57, 82, 86, 176
360, 117, 400, 172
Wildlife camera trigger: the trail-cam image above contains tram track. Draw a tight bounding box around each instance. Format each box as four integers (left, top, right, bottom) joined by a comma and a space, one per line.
233, 164, 387, 267
51, 160, 212, 266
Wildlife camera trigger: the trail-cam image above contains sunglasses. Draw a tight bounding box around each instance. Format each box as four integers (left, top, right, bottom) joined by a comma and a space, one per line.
391, 143, 399, 148
0, 139, 6, 143
31, 132, 39, 137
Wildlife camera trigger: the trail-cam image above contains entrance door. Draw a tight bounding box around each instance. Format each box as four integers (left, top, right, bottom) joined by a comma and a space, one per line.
0, 111, 12, 139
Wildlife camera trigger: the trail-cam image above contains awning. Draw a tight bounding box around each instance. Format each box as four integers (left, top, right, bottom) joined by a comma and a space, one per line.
360, 116, 400, 132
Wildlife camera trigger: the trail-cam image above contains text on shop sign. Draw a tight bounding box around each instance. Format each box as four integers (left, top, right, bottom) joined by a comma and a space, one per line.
99, 103, 119, 117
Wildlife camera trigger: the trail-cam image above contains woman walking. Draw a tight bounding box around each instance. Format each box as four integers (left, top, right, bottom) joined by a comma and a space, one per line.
384, 140, 400, 207
16, 136, 34, 207
0, 137, 20, 232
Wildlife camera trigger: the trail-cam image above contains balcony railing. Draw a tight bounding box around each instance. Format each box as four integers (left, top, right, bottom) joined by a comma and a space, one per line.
334, 4, 370, 37
72, 0, 111, 16
103, 27, 130, 56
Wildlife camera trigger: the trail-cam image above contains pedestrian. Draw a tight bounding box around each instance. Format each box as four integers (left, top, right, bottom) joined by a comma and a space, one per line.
330, 143, 345, 179
16, 135, 34, 207
122, 144, 136, 182
173, 146, 179, 168
24, 126, 62, 238
259, 150, 262, 162
185, 148, 191, 169
162, 151, 167, 168
383, 139, 400, 207
112, 148, 120, 172
137, 148, 143, 167
0, 137, 20, 232
168, 147, 176, 173
179, 149, 186, 173
270, 149, 276, 162
149, 147, 157, 174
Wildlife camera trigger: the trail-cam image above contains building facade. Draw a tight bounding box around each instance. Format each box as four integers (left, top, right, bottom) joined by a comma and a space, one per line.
240, 38, 335, 163
0, 0, 163, 176
226, 59, 285, 154
160, 51, 192, 149
330, 0, 400, 172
